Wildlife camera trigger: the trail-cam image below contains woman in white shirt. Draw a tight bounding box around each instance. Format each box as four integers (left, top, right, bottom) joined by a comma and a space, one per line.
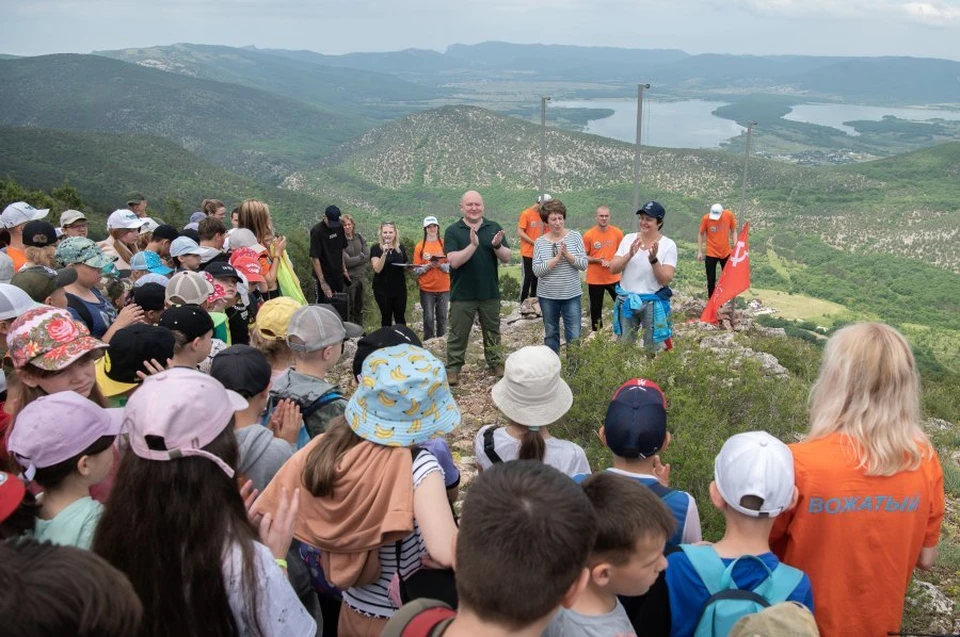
475, 346, 591, 477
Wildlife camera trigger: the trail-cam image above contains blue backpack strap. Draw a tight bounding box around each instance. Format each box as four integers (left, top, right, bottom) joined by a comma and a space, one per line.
761, 562, 805, 603
680, 544, 728, 597
644, 479, 677, 501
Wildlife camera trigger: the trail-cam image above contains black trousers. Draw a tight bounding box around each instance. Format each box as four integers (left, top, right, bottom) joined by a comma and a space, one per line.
374, 290, 406, 327
314, 273, 345, 303
588, 283, 618, 331
705, 256, 729, 299
520, 256, 538, 302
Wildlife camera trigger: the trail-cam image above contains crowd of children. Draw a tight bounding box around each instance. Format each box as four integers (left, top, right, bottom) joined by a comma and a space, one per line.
0, 197, 947, 637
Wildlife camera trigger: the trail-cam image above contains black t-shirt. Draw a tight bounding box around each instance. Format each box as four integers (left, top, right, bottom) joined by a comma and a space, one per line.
370, 243, 408, 297
309, 221, 347, 281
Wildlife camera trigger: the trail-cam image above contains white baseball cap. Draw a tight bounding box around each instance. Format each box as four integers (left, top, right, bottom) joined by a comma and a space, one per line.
715, 431, 795, 518
138, 217, 160, 235
537, 193, 553, 204
0, 283, 37, 321
169, 237, 204, 258
107, 209, 145, 230
0, 253, 15, 285
709, 203, 724, 220
2, 202, 49, 229
423, 216, 439, 228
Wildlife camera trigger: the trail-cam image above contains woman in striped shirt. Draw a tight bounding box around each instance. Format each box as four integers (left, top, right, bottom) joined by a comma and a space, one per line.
532, 199, 587, 354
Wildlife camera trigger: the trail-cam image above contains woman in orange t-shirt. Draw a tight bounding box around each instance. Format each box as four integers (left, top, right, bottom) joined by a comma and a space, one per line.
413, 216, 450, 340
770, 323, 945, 637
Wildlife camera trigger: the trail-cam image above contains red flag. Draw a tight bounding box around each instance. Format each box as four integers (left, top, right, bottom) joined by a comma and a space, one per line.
700, 222, 751, 324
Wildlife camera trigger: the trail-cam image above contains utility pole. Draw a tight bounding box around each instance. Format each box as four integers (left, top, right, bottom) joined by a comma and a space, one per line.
540, 96, 551, 200
632, 83, 651, 215
739, 121, 757, 218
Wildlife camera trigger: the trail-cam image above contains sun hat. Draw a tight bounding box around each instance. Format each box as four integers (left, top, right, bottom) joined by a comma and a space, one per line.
169, 236, 204, 258
129, 250, 172, 275
536, 193, 553, 204
132, 282, 166, 312
729, 601, 819, 637
229, 247, 265, 283
106, 209, 144, 231
22, 221, 58, 248
254, 297, 302, 340
95, 324, 176, 398
151, 224, 179, 242
55, 237, 116, 269
715, 431, 795, 518
134, 273, 170, 289
8, 391, 123, 480
709, 203, 724, 220
422, 216, 439, 228
0, 283, 37, 320
158, 304, 215, 341
209, 344, 272, 398
10, 267, 78, 304
346, 344, 460, 447
603, 378, 668, 459
6, 306, 106, 371
352, 325, 422, 380
1, 202, 49, 229
123, 368, 248, 477
59, 210, 87, 227
286, 304, 363, 354
0, 471, 26, 524
637, 200, 666, 220
0, 253, 15, 285
165, 271, 213, 306
491, 345, 572, 428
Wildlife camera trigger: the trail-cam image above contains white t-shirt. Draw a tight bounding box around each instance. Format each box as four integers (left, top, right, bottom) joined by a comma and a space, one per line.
223, 541, 317, 636
614, 234, 678, 295
474, 424, 591, 477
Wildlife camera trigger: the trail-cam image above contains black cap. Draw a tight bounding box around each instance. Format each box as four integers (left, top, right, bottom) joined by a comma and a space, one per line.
158, 304, 214, 341
209, 344, 272, 398
151, 224, 179, 242
22, 221, 58, 248
132, 282, 166, 312
203, 261, 241, 281
180, 228, 201, 243
105, 324, 176, 383
637, 201, 666, 220
324, 205, 342, 227
352, 325, 421, 379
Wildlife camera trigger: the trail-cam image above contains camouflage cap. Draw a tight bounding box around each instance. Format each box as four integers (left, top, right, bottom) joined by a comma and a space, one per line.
55, 237, 116, 269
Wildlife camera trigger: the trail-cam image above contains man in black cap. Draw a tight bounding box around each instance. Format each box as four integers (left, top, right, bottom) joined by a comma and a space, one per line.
309, 205, 349, 303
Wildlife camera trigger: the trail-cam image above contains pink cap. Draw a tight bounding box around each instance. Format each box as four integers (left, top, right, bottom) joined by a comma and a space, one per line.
8, 391, 123, 480
123, 367, 248, 477
229, 247, 265, 283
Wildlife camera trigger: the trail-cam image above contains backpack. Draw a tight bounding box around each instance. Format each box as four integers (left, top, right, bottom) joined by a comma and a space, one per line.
481, 426, 503, 465
682, 544, 805, 637
381, 599, 455, 637
261, 389, 344, 449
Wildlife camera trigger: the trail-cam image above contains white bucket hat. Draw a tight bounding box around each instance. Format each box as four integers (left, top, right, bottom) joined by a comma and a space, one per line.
491, 345, 573, 427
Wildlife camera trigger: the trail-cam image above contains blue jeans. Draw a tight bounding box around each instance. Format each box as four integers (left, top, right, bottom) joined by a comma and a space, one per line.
538, 295, 582, 354
420, 290, 449, 340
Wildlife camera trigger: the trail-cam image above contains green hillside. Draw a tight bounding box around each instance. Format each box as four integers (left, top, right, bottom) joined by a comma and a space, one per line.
0, 126, 326, 229
0, 54, 368, 183
96, 43, 444, 120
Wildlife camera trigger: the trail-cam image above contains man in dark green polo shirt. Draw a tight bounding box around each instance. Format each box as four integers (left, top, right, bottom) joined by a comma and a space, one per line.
444, 190, 512, 385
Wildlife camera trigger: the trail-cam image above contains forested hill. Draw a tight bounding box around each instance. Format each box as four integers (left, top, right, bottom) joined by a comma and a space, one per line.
0, 54, 367, 183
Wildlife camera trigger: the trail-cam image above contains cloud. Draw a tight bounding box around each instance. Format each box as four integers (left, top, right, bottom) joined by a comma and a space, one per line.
902, 1, 960, 23
725, 0, 960, 24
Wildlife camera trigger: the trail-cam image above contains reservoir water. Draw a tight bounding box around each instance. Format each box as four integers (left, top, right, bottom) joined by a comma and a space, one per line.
782, 103, 960, 136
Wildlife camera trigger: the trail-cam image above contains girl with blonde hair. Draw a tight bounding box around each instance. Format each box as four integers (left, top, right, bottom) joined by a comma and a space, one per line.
237, 199, 305, 303
771, 322, 945, 637
369, 222, 408, 328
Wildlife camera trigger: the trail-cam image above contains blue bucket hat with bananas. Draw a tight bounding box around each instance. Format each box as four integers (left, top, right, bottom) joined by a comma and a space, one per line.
346, 343, 460, 447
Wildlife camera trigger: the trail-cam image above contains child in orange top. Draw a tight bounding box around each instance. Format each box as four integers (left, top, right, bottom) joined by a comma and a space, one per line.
770, 323, 945, 637
413, 216, 450, 340
582, 205, 624, 331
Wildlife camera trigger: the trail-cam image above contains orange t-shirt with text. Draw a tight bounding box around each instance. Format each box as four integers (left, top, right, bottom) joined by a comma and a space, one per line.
413, 239, 450, 293
582, 225, 624, 286
518, 206, 544, 259
770, 433, 945, 637
699, 209, 737, 258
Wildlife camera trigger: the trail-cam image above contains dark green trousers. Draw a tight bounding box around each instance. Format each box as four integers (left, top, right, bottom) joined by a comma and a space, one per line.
446, 299, 502, 371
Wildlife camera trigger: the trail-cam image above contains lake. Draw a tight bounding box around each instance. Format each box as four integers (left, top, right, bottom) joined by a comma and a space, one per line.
552, 99, 744, 148
782, 103, 960, 136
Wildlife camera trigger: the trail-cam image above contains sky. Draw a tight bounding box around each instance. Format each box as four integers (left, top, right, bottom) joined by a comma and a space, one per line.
2, 0, 960, 60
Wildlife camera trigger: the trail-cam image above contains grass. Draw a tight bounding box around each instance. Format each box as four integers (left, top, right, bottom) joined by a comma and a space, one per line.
744, 287, 856, 325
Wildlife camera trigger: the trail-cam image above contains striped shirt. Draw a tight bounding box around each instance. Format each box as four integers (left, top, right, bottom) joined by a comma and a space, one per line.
342, 450, 443, 618
532, 231, 587, 300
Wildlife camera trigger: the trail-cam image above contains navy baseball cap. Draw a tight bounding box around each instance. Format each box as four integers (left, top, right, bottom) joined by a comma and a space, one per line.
636, 201, 666, 220
603, 378, 667, 459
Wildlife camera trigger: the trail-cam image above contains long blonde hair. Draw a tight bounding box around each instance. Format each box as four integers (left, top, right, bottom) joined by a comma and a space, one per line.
237, 200, 274, 245
808, 322, 929, 476
377, 222, 400, 247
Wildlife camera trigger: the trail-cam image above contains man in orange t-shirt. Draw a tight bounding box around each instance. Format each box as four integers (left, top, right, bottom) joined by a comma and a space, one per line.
582, 205, 624, 331
517, 194, 549, 304
697, 203, 736, 299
